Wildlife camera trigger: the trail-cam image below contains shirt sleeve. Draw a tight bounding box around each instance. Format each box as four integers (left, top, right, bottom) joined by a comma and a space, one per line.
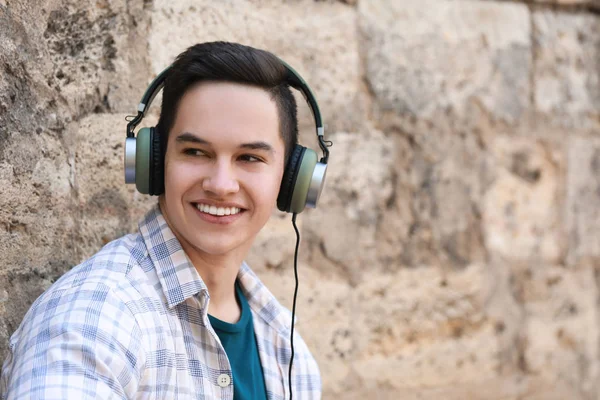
0, 280, 145, 400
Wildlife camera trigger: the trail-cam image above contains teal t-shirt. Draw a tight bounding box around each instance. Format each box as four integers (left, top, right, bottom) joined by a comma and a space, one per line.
208, 282, 268, 400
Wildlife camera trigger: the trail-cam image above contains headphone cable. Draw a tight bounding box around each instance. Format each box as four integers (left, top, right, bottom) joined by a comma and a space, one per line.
288, 212, 300, 400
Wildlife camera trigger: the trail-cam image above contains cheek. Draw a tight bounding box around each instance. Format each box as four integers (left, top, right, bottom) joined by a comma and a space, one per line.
163, 159, 199, 202
246, 169, 283, 207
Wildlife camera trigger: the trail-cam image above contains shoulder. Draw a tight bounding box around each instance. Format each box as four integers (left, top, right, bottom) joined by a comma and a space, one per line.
8, 232, 150, 348
65, 232, 148, 285
49, 232, 148, 300
1, 234, 150, 396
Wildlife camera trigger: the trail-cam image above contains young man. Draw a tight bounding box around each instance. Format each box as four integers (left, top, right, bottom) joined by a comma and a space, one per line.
1, 42, 322, 399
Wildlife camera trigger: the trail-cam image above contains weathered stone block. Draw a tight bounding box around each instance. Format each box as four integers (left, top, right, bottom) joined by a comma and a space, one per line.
0, 134, 77, 276
148, 0, 362, 134
519, 377, 584, 400
566, 137, 600, 265
39, 0, 152, 116
392, 124, 488, 269
340, 377, 525, 400
302, 129, 395, 283
515, 266, 599, 398
359, 0, 531, 123
0, 136, 78, 363
533, 10, 600, 129
73, 113, 157, 257
261, 263, 505, 397
0, 0, 154, 360
531, 0, 600, 8
350, 264, 502, 393
483, 136, 564, 263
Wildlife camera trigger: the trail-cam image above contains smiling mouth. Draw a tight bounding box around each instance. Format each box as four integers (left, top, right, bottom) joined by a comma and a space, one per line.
193, 203, 243, 217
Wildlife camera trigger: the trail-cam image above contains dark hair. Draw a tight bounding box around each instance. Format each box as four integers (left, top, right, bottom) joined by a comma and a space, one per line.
156, 41, 298, 163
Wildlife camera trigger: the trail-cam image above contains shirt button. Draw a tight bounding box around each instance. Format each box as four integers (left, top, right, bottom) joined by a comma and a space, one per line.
217, 373, 231, 387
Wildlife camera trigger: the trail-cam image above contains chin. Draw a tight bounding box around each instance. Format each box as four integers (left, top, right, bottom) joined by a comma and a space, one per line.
190, 237, 245, 257
197, 244, 236, 256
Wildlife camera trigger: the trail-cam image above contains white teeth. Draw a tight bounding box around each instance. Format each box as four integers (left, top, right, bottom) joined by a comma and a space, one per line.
196, 203, 241, 216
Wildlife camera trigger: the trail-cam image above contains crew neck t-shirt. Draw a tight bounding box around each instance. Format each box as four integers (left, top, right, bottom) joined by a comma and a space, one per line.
208, 282, 268, 400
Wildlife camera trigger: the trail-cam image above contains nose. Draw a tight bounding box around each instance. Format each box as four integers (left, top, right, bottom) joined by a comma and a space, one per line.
201, 160, 239, 197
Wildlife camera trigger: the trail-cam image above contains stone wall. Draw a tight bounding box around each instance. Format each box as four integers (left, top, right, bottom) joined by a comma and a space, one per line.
1, 0, 600, 398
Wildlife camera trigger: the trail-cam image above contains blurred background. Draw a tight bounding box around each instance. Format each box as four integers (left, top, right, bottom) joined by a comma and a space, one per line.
2, 0, 600, 398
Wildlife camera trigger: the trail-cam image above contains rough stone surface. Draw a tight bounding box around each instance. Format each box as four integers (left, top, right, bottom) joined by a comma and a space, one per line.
303, 128, 395, 283
350, 264, 497, 391
0, 0, 153, 363
3, 0, 600, 398
73, 114, 157, 257
533, 10, 600, 129
530, 0, 600, 7
396, 124, 489, 269
566, 137, 600, 265
518, 266, 599, 398
261, 263, 501, 397
483, 136, 565, 263
359, 0, 531, 124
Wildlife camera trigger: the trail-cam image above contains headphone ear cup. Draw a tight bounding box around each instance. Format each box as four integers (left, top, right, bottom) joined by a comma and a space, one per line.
288, 147, 318, 214
278, 145, 305, 213
277, 145, 318, 213
149, 127, 164, 196
135, 127, 153, 195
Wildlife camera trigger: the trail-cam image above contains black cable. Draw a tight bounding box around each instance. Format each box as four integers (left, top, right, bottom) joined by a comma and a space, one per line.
288, 212, 300, 400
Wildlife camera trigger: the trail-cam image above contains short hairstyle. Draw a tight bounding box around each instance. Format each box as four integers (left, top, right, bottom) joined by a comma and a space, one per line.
156, 41, 299, 163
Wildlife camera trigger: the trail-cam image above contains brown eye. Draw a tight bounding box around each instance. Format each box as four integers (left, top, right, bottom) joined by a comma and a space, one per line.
239, 154, 262, 163
183, 148, 206, 157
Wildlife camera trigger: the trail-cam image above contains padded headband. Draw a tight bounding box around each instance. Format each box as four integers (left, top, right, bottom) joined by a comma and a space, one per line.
126, 59, 330, 162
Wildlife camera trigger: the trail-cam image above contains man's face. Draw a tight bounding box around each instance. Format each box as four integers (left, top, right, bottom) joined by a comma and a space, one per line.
159, 81, 286, 258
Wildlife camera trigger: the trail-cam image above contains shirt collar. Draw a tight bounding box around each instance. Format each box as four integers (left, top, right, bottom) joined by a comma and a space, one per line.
237, 263, 294, 335
138, 205, 208, 309
138, 205, 294, 333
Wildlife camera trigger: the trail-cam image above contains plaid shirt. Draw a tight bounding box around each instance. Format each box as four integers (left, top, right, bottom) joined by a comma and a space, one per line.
1, 206, 321, 399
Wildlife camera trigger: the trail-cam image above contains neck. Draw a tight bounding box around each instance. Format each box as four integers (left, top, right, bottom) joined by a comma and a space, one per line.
158, 200, 250, 323
193, 251, 243, 323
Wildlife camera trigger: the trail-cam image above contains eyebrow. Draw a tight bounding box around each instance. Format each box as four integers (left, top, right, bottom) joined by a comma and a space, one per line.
175, 132, 209, 145
240, 141, 274, 153
175, 132, 274, 154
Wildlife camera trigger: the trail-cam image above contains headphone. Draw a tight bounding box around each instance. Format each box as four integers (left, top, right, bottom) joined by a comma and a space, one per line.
124, 59, 331, 214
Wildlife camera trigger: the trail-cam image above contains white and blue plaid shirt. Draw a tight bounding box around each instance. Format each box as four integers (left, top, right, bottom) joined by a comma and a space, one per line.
1, 206, 321, 399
